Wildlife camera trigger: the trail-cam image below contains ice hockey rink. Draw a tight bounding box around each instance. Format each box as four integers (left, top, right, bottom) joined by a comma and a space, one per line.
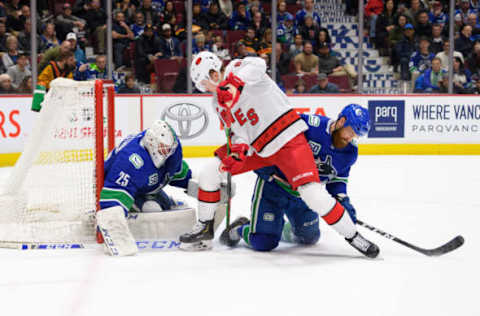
0, 155, 478, 316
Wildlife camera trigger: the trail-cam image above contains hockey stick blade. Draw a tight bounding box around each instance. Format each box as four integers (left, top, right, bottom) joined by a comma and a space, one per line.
357, 220, 465, 257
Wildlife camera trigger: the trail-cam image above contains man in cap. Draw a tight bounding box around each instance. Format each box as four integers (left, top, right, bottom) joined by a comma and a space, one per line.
309, 73, 340, 93
159, 23, 181, 60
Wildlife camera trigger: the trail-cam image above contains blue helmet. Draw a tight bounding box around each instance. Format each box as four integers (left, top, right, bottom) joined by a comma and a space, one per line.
338, 104, 370, 136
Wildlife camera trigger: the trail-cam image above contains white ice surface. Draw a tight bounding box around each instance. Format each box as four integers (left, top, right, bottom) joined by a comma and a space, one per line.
0, 156, 479, 316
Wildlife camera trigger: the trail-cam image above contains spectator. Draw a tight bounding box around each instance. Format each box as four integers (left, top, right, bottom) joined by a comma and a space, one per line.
292, 77, 306, 94
409, 37, 435, 84
74, 54, 108, 81
83, 0, 107, 54
235, 41, 256, 58
17, 18, 42, 53
138, 0, 161, 26
294, 41, 319, 75
404, 0, 422, 27
212, 35, 230, 61
388, 14, 408, 49
163, 1, 177, 26
229, 2, 250, 30
309, 73, 340, 93
251, 11, 269, 38
466, 13, 480, 37
429, 1, 447, 29
0, 21, 8, 52
55, 3, 86, 41
242, 27, 260, 53
393, 23, 416, 80
414, 57, 446, 92
1, 35, 19, 69
435, 41, 464, 71
277, 0, 293, 23
37, 50, 75, 90
438, 73, 450, 93
65, 32, 86, 65
16, 74, 32, 93
6, 4, 28, 33
38, 40, 71, 72
275, 42, 291, 76
415, 11, 432, 38
257, 28, 273, 56
193, 32, 210, 54
430, 24, 444, 54
466, 41, 480, 77
7, 51, 30, 89
298, 16, 319, 47
295, 0, 321, 28
289, 33, 303, 56
0, 73, 15, 94
456, 0, 474, 25
134, 24, 161, 83
277, 14, 295, 46
158, 23, 181, 60
40, 23, 60, 50
315, 29, 331, 52
116, 0, 137, 24
206, 2, 229, 30
118, 73, 141, 93
317, 42, 342, 74
131, 12, 146, 38
455, 25, 473, 59
193, 2, 209, 31
454, 14, 464, 35
365, 0, 383, 41
452, 56, 473, 93
375, 0, 395, 56
218, 0, 233, 19
112, 11, 134, 69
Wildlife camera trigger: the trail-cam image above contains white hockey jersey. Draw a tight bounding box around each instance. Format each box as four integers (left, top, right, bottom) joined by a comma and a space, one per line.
213, 57, 307, 157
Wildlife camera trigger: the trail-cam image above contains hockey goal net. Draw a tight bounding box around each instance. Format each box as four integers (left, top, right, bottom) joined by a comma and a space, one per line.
0, 78, 115, 247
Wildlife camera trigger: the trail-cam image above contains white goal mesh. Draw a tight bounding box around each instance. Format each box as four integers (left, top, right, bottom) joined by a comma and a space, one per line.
0, 78, 114, 245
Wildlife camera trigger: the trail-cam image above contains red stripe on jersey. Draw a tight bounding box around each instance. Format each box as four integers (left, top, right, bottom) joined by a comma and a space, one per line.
251, 110, 301, 153
198, 189, 221, 203
322, 201, 345, 225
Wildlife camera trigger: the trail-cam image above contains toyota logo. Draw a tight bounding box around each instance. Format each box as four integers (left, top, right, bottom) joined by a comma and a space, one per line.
161, 103, 209, 139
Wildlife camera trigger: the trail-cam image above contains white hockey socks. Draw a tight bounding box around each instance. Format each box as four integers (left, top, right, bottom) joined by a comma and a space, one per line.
96, 206, 138, 256
298, 183, 356, 239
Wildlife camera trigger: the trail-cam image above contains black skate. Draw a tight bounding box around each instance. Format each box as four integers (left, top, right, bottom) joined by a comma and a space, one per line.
346, 232, 380, 258
220, 217, 250, 247
179, 220, 214, 251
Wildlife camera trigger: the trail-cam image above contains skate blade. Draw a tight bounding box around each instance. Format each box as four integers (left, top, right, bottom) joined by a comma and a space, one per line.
179, 240, 212, 251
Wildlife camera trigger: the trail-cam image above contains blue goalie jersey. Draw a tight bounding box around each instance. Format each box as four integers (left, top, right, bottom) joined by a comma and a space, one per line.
255, 114, 358, 197
99, 130, 191, 214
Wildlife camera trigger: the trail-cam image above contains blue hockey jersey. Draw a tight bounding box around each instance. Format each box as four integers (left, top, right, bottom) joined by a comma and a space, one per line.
255, 114, 358, 197
99, 130, 191, 214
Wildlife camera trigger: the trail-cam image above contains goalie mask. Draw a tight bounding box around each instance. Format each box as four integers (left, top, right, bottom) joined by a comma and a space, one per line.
190, 51, 222, 92
143, 120, 178, 168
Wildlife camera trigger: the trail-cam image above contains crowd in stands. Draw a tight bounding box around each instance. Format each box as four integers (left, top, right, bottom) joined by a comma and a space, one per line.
0, 0, 479, 94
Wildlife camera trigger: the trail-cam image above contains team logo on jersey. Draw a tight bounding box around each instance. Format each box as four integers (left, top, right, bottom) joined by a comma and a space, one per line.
308, 141, 322, 155
161, 103, 209, 139
315, 155, 337, 179
263, 213, 275, 222
148, 173, 159, 186
308, 115, 320, 127
129, 153, 144, 169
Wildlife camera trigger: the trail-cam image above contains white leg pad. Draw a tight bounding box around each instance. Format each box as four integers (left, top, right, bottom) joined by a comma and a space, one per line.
96, 206, 138, 256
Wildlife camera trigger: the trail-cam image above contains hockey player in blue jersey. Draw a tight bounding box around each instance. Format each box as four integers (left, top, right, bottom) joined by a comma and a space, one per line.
96, 120, 192, 256
220, 104, 370, 254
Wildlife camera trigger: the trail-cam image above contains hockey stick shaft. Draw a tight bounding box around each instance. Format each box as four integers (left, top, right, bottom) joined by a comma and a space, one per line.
357, 219, 464, 256
225, 126, 232, 226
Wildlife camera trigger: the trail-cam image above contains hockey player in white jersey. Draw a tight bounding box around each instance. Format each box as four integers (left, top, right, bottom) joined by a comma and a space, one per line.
181, 52, 379, 258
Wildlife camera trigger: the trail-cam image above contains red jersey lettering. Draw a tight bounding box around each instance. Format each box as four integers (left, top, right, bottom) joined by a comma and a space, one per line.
247, 108, 259, 126
234, 108, 247, 126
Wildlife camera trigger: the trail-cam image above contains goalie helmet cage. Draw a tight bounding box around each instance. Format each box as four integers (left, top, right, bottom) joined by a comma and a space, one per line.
0, 78, 115, 247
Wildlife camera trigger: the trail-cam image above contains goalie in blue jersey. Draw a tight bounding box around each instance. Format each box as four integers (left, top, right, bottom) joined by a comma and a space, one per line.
96, 120, 193, 256
220, 104, 371, 252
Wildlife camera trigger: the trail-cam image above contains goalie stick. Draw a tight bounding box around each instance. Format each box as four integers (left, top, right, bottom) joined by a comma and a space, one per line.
357, 219, 465, 256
